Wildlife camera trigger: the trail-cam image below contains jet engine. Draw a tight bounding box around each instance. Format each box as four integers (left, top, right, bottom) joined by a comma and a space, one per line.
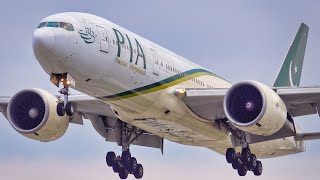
223, 81, 287, 136
7, 88, 69, 142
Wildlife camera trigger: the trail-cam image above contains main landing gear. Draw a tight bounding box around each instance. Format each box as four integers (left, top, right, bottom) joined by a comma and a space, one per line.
53, 73, 75, 117
106, 150, 143, 179
218, 119, 263, 176
225, 147, 263, 176
106, 120, 144, 179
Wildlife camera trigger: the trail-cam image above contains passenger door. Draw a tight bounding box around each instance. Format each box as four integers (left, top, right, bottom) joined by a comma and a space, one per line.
150, 49, 159, 76
96, 25, 109, 53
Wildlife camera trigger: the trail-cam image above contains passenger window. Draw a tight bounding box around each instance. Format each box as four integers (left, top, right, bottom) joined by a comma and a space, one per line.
38, 22, 47, 28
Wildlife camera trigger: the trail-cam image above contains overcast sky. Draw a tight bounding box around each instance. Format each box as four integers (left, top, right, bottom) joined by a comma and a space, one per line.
1, 1, 320, 179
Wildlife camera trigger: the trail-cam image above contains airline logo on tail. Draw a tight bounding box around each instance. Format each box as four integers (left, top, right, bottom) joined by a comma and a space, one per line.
273, 23, 308, 88
289, 60, 298, 86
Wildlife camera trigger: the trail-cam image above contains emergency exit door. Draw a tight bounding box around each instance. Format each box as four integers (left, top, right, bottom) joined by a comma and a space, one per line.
96, 25, 109, 53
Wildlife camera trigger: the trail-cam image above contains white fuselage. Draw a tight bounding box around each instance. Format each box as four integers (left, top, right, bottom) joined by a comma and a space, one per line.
33, 12, 305, 158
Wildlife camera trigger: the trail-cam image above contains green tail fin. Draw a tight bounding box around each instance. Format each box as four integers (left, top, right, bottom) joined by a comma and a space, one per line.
273, 23, 309, 87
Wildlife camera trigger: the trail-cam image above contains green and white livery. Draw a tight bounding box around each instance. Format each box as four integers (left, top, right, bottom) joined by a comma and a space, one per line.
1, 13, 320, 178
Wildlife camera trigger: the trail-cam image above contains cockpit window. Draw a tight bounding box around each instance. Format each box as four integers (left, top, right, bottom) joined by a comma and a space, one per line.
60, 22, 74, 31
37, 21, 74, 31
37, 22, 47, 28
60, 22, 67, 29
65, 23, 74, 31
47, 22, 59, 27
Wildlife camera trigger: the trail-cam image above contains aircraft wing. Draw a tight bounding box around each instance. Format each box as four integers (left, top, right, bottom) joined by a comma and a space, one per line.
0, 94, 163, 150
176, 88, 229, 121
276, 87, 320, 117
176, 86, 320, 120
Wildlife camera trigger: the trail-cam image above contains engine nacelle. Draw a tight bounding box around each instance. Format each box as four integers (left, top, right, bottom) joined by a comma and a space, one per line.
223, 81, 287, 136
7, 88, 69, 142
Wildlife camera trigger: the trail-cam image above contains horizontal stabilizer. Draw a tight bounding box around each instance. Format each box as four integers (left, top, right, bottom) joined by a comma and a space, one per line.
295, 132, 320, 141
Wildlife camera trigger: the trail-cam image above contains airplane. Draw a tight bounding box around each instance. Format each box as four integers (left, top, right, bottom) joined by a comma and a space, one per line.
0, 12, 320, 179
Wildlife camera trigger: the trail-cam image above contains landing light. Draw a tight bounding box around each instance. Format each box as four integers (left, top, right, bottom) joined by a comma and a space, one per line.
174, 89, 186, 99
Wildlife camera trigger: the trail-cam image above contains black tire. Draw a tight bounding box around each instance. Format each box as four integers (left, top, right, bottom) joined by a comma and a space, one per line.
130, 157, 138, 173
106, 151, 116, 167
237, 165, 247, 176
113, 163, 120, 173
241, 148, 251, 165
134, 164, 144, 179
232, 159, 239, 170
56, 103, 65, 116
65, 102, 75, 116
119, 167, 129, 179
121, 151, 131, 167
226, 148, 236, 163
249, 154, 257, 170
253, 160, 263, 176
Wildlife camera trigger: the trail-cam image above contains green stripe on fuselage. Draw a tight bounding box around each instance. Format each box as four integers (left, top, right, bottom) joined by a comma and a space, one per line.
101, 69, 226, 101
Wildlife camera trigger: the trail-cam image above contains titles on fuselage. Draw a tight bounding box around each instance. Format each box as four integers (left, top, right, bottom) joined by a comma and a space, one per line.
112, 28, 146, 70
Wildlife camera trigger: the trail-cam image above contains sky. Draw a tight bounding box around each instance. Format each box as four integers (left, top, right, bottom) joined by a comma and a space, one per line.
1, 0, 320, 179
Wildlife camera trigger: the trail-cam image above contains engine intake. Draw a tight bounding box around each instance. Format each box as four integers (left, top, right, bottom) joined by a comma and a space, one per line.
9, 90, 47, 132
224, 81, 287, 136
7, 89, 69, 142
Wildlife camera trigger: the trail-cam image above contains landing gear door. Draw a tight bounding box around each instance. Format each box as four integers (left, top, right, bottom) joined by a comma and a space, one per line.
150, 49, 159, 76
96, 25, 109, 53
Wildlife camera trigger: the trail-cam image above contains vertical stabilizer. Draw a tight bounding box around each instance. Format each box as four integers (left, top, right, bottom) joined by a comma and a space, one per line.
273, 23, 309, 87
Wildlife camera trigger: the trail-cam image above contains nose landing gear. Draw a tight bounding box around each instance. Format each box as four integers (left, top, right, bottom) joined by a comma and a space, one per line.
56, 86, 74, 116
51, 73, 75, 117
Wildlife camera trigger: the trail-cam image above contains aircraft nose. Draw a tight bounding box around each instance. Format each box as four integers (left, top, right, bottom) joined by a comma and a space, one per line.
32, 28, 54, 55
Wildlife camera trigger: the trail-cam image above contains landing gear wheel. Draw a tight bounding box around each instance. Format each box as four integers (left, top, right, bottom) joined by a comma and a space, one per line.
106, 152, 116, 167
226, 148, 236, 163
121, 151, 131, 167
56, 103, 65, 116
112, 163, 120, 173
253, 160, 263, 176
249, 154, 257, 170
237, 165, 247, 176
232, 159, 239, 170
65, 102, 75, 116
130, 157, 138, 173
119, 167, 129, 179
241, 148, 252, 165
134, 164, 144, 179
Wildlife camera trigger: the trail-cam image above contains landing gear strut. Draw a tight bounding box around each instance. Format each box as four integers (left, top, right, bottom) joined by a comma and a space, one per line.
220, 119, 263, 176
53, 73, 75, 117
106, 120, 144, 179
